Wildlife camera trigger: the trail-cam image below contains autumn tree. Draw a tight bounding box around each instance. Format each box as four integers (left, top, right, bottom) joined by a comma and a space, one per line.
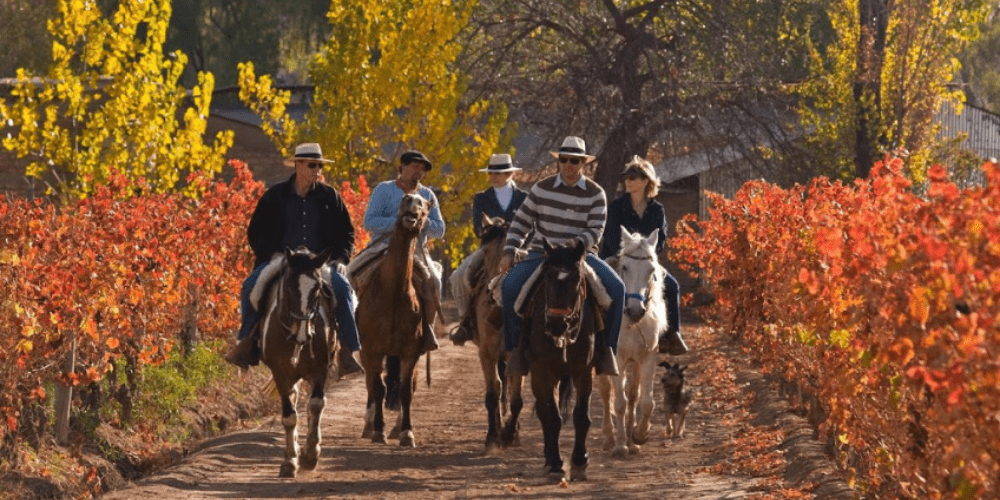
239, 0, 511, 262
0, 0, 233, 198
460, 0, 825, 195
797, 0, 993, 180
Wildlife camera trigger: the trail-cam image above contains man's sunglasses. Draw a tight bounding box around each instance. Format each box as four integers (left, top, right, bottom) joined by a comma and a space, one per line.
558, 156, 583, 165
304, 161, 323, 169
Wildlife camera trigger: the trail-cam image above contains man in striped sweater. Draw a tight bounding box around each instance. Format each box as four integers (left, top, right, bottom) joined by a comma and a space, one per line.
498, 136, 625, 376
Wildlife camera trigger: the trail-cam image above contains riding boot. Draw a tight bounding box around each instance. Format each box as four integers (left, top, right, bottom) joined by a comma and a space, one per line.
337, 349, 364, 376
224, 335, 260, 370
449, 316, 476, 346
421, 321, 439, 353
658, 328, 689, 355
593, 345, 620, 376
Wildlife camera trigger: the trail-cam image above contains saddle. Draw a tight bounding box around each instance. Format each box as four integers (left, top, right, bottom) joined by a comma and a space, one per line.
489, 257, 612, 329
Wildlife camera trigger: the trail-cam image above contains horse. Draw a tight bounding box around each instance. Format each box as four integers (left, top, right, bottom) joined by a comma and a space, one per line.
257, 246, 340, 478
354, 193, 432, 447
467, 214, 512, 453
500, 239, 598, 482
597, 227, 669, 457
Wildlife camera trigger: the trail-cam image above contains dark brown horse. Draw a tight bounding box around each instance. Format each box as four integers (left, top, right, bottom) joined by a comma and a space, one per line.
258, 246, 339, 478
468, 214, 511, 453
355, 193, 431, 447
500, 240, 597, 482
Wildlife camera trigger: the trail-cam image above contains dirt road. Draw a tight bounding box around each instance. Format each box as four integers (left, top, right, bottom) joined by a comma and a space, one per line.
100, 322, 851, 500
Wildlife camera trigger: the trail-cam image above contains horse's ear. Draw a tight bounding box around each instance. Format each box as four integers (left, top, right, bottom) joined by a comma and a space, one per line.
543, 239, 555, 254
572, 239, 586, 260
315, 247, 333, 266
643, 229, 658, 249
621, 226, 635, 242
283, 247, 293, 260
677, 365, 686, 374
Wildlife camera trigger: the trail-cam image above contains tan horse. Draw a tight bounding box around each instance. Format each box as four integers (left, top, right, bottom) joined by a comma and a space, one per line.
598, 227, 668, 457
355, 193, 431, 447
258, 247, 339, 478
467, 215, 512, 453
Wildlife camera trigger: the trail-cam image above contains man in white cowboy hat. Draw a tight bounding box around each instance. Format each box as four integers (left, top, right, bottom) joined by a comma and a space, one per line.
497, 136, 626, 376
225, 142, 363, 375
448, 153, 528, 346
350, 149, 445, 354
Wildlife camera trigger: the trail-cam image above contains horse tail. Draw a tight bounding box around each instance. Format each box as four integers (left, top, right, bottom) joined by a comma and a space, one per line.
385, 355, 401, 411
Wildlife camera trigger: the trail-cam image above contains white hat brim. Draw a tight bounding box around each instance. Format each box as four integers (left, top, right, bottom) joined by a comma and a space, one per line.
478, 166, 521, 173
549, 151, 596, 162
284, 157, 336, 167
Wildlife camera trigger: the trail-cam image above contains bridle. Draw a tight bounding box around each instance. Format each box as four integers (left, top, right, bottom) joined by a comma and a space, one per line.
544, 264, 587, 349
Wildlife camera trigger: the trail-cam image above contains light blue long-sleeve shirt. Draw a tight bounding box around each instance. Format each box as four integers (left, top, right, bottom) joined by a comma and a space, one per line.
364, 180, 446, 242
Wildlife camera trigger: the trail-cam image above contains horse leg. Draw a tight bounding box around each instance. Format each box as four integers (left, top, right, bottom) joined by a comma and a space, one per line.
480, 347, 503, 453
276, 380, 300, 478
299, 376, 327, 471
570, 369, 593, 482
361, 352, 387, 444
397, 355, 419, 447
500, 374, 523, 447
610, 371, 629, 459
558, 374, 573, 422
385, 355, 402, 412
531, 372, 564, 480
596, 374, 616, 452
624, 362, 641, 452
631, 356, 658, 447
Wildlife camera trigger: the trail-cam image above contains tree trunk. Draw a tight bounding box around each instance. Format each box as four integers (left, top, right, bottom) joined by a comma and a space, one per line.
854, 0, 891, 179
54, 334, 76, 445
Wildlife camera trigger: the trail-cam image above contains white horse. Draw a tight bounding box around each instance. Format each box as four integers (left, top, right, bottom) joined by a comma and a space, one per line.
598, 227, 669, 458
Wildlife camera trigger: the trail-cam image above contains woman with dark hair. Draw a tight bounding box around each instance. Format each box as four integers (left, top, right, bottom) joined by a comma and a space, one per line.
600, 156, 688, 355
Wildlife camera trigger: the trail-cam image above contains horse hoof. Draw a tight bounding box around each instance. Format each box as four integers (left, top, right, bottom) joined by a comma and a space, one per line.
602, 439, 615, 451
279, 462, 297, 478
371, 431, 387, 444
631, 430, 650, 445
399, 431, 415, 448
545, 466, 565, 481
361, 423, 373, 439
570, 464, 588, 482
611, 446, 628, 459
299, 452, 318, 471
628, 444, 641, 455
388, 426, 401, 440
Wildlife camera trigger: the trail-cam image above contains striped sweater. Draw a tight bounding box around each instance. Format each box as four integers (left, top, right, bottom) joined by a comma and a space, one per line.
504, 174, 607, 255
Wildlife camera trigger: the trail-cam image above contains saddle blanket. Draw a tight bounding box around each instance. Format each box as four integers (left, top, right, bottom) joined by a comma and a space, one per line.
489, 257, 612, 318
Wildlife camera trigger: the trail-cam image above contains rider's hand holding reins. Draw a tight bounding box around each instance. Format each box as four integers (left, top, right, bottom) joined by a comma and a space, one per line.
499, 253, 514, 275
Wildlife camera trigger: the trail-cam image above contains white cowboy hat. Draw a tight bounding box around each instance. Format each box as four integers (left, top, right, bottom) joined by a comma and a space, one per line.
548, 136, 596, 162
478, 153, 521, 173
283, 143, 335, 167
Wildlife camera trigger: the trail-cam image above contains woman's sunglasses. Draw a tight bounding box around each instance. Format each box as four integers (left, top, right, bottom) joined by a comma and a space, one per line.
558, 156, 583, 165
624, 173, 645, 181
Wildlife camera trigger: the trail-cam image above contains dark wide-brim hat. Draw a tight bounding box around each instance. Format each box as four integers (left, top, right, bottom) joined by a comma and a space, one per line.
548, 135, 597, 162
478, 153, 521, 173
283, 142, 335, 167
400, 150, 433, 171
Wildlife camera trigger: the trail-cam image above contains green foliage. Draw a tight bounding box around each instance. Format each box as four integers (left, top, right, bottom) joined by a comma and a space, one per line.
239, 0, 512, 264
133, 342, 228, 437
793, 0, 994, 181
0, 0, 233, 198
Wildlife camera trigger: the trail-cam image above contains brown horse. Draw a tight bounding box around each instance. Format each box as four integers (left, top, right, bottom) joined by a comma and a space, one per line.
500, 240, 597, 482
258, 246, 339, 478
355, 193, 431, 447
468, 214, 511, 453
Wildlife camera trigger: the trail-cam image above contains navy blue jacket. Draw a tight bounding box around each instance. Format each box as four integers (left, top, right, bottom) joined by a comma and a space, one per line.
472, 185, 528, 238
599, 194, 668, 259
247, 174, 355, 268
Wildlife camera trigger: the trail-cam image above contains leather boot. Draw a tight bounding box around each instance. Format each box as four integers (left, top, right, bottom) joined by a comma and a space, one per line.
593, 345, 620, 376
449, 317, 475, 346
337, 349, 364, 376
658, 329, 689, 355
224, 335, 260, 370
506, 346, 530, 377
421, 321, 439, 353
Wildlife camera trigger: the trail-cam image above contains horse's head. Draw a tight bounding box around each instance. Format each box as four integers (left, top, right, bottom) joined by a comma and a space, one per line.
397, 193, 430, 232
279, 246, 333, 344
617, 227, 661, 321
540, 239, 587, 342
479, 214, 509, 246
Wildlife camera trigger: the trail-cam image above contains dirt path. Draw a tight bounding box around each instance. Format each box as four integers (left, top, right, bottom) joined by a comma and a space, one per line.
101, 320, 850, 500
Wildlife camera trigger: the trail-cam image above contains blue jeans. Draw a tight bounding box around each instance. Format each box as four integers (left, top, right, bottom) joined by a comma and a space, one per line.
663, 272, 681, 333
238, 262, 361, 352
502, 252, 624, 353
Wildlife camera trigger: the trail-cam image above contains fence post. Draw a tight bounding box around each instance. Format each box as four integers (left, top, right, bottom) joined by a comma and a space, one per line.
53, 333, 76, 445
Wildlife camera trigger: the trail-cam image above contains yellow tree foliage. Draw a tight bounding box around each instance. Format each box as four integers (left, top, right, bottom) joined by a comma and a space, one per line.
794, 0, 992, 181
0, 0, 233, 198
238, 0, 511, 265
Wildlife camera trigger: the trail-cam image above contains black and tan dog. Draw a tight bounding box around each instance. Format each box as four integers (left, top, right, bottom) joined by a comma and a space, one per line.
658, 362, 692, 438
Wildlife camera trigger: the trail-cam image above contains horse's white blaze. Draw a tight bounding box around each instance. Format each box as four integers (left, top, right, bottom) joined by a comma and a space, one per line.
296, 275, 318, 343
557, 270, 570, 280
261, 299, 279, 355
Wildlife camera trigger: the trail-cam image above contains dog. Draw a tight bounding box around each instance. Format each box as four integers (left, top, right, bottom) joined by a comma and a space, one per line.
658, 362, 692, 438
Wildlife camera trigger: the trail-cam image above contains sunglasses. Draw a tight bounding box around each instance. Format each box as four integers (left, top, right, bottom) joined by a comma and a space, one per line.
558, 156, 583, 165
304, 161, 322, 170
624, 173, 645, 181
